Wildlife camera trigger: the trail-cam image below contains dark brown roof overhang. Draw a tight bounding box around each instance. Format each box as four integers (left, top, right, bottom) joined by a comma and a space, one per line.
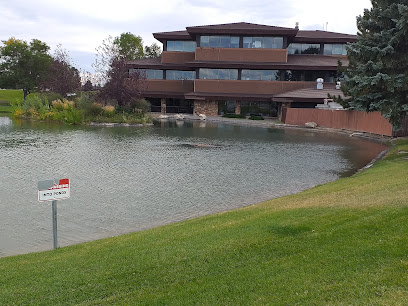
186, 22, 298, 39
141, 91, 187, 99
127, 62, 192, 70
186, 61, 341, 71
153, 30, 193, 42
184, 91, 273, 101
293, 30, 357, 43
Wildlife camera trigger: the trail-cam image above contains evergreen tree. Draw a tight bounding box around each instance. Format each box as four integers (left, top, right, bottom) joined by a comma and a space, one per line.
340, 0, 408, 128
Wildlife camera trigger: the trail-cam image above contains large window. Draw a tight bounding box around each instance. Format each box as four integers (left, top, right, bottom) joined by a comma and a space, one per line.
199, 68, 238, 80
323, 44, 347, 55
167, 40, 196, 52
145, 69, 163, 79
241, 70, 280, 81
200, 36, 240, 48
243, 37, 283, 49
287, 43, 320, 54
166, 70, 196, 80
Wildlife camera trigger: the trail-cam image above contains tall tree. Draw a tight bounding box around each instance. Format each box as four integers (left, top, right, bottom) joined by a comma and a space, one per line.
339, 0, 408, 127
99, 58, 146, 106
0, 38, 52, 89
93, 33, 145, 86
41, 45, 81, 97
113, 32, 144, 60
93, 33, 148, 105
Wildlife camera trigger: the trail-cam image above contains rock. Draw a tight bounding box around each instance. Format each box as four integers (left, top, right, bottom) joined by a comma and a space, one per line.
305, 122, 318, 128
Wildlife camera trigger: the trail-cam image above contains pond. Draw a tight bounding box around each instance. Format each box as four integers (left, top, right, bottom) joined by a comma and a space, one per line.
0, 117, 387, 257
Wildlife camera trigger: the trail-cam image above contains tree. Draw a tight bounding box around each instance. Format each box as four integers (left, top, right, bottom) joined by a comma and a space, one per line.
41, 45, 81, 97
99, 58, 146, 106
339, 0, 408, 127
0, 38, 52, 89
82, 80, 93, 91
113, 32, 144, 60
93, 33, 145, 86
144, 43, 162, 58
93, 33, 148, 106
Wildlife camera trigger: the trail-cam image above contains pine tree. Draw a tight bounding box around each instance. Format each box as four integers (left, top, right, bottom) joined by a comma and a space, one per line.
340, 0, 408, 128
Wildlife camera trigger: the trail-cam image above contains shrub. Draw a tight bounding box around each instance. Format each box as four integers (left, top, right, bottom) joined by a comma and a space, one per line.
103, 105, 115, 118
51, 100, 65, 112
249, 115, 264, 120
129, 98, 150, 115
222, 113, 246, 119
85, 102, 104, 117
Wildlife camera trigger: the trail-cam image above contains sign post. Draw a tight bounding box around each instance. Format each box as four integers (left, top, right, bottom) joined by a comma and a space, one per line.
38, 178, 70, 250
52, 200, 58, 249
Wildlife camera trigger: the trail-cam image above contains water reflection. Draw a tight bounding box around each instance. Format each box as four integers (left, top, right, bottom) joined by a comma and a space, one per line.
0, 118, 387, 257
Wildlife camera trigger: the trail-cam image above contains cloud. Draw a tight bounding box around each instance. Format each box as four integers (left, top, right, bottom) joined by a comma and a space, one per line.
0, 0, 372, 72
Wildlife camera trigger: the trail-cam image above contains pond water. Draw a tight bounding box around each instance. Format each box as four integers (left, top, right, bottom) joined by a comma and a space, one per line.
0, 117, 387, 257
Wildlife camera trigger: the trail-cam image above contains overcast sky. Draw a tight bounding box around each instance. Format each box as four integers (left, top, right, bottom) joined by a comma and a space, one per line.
0, 0, 372, 72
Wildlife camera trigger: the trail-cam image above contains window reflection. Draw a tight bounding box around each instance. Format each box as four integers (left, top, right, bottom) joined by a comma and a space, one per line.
323, 44, 347, 55
243, 37, 283, 49
241, 70, 280, 81
287, 43, 320, 54
167, 41, 196, 52
200, 36, 240, 48
199, 68, 238, 80
166, 70, 196, 80
145, 69, 163, 79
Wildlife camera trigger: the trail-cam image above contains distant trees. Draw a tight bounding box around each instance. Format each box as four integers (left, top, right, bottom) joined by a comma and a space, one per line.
0, 38, 52, 89
41, 45, 81, 97
339, 0, 408, 127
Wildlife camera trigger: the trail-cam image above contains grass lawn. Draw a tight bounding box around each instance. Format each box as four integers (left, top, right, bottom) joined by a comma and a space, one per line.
0, 140, 407, 305
0, 89, 23, 103
0, 89, 22, 114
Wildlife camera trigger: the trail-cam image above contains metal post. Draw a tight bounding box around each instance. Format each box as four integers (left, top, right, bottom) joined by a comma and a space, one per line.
52, 200, 58, 249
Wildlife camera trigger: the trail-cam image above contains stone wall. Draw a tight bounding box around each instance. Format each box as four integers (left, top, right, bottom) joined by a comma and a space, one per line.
194, 100, 218, 116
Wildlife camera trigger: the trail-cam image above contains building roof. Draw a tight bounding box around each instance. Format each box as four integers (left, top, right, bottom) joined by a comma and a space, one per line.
186, 22, 298, 37
151, 22, 357, 44
294, 30, 357, 43
153, 30, 191, 42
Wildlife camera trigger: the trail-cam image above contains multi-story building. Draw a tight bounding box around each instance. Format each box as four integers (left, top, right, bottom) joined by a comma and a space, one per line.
127, 22, 356, 117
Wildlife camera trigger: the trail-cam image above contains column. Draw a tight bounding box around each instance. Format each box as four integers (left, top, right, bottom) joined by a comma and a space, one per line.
235, 101, 241, 115
161, 98, 166, 114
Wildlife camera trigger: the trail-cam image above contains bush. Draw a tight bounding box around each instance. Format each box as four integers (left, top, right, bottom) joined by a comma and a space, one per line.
249, 115, 264, 120
129, 98, 150, 115
222, 113, 246, 119
37, 92, 63, 104
102, 105, 115, 118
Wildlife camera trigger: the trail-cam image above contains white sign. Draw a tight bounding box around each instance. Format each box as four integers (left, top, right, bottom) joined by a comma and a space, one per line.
38, 178, 70, 202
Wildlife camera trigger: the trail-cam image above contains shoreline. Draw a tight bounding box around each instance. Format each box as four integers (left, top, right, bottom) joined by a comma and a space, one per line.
152, 113, 392, 143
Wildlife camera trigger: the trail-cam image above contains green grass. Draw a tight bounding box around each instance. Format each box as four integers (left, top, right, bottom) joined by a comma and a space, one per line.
1, 140, 408, 305
0, 89, 23, 103
0, 90, 22, 115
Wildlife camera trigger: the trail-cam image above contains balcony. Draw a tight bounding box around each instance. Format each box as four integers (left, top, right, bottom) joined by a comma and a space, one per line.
195, 48, 288, 63
161, 51, 195, 64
